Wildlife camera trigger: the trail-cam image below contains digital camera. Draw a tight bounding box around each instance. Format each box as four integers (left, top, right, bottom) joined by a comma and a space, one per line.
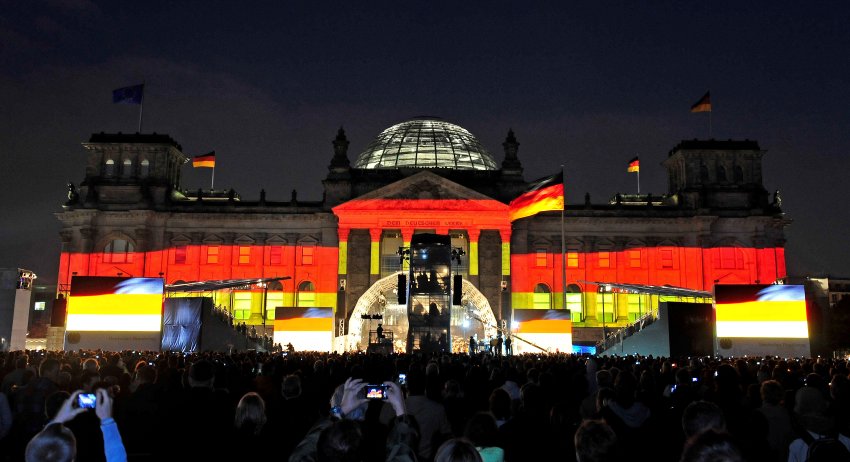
364, 384, 388, 400
77, 393, 97, 409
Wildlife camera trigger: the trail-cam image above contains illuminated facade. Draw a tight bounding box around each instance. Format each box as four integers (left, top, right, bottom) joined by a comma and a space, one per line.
56, 120, 789, 347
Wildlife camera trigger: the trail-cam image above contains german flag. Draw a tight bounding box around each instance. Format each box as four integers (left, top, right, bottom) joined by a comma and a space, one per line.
627, 156, 640, 173
192, 151, 216, 168
509, 171, 564, 221
690, 91, 711, 113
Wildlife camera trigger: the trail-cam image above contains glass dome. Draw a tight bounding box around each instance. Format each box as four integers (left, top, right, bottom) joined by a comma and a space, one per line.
353, 118, 498, 170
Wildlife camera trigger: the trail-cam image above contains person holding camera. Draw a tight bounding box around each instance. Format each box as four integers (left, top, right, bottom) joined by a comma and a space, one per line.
289, 377, 417, 462
25, 389, 127, 462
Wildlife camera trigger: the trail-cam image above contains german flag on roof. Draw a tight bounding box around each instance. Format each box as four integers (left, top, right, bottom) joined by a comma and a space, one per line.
509, 171, 564, 222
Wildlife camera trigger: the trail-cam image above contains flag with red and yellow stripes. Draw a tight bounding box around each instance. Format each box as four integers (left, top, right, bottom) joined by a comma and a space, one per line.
627, 156, 640, 173
192, 151, 216, 168
509, 171, 564, 221
690, 91, 711, 113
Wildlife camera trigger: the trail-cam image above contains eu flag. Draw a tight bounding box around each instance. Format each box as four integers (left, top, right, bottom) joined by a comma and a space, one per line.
112, 84, 144, 104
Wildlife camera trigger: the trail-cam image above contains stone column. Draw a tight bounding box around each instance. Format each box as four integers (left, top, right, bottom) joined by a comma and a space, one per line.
369, 228, 382, 284
467, 229, 480, 287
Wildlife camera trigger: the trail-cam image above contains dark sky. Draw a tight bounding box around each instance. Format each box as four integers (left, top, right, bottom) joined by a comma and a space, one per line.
1, 1, 848, 284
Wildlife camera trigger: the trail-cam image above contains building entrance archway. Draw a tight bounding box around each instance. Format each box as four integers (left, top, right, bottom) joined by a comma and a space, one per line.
343, 272, 499, 352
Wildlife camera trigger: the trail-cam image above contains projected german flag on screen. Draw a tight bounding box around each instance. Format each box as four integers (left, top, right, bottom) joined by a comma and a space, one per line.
511, 309, 572, 354
714, 284, 808, 339
67, 277, 164, 332
274, 307, 334, 352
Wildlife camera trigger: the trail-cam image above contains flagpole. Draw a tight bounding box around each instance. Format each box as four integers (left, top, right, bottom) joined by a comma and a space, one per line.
211, 164, 215, 191
138, 80, 145, 133
637, 168, 640, 194
560, 164, 567, 313
709, 110, 712, 138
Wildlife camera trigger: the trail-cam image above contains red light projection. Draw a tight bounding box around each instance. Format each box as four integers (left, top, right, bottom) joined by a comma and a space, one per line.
510, 246, 786, 295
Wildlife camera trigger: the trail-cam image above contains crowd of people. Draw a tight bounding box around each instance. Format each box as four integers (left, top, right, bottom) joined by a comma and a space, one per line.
0, 349, 848, 461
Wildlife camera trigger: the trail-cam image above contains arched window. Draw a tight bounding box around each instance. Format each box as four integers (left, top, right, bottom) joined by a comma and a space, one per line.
532, 283, 551, 309
596, 291, 614, 323
566, 284, 583, 321
140, 159, 150, 177
627, 294, 645, 322
700, 165, 709, 183
103, 239, 134, 263
122, 159, 133, 177
297, 281, 316, 307
104, 159, 115, 176
264, 280, 284, 321
717, 165, 727, 182
733, 165, 744, 183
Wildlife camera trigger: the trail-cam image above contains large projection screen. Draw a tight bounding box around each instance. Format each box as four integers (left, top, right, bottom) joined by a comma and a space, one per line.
65, 277, 163, 351
511, 309, 572, 354
274, 307, 333, 352
714, 284, 810, 358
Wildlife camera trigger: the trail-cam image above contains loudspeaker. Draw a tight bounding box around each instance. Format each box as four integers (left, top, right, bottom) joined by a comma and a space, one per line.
453, 275, 463, 305
397, 274, 407, 304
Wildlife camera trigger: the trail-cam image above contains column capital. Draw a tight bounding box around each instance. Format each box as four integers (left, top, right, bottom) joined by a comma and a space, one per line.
499, 228, 512, 242
467, 229, 481, 241
400, 228, 414, 242
369, 228, 382, 241
338, 227, 351, 241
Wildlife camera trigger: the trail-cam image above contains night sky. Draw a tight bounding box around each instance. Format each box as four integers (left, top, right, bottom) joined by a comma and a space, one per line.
2, 1, 848, 284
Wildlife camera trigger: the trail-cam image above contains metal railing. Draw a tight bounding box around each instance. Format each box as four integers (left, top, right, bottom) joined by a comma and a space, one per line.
595, 311, 657, 353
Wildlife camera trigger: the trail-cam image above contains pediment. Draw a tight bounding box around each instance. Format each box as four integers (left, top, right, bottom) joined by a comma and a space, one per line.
334, 171, 507, 212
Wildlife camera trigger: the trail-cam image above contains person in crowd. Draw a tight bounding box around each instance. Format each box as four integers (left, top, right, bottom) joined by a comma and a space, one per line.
26, 389, 127, 462
381, 367, 451, 461
499, 382, 552, 460
167, 358, 233, 460
487, 388, 511, 428
463, 412, 503, 462
574, 419, 619, 462
756, 379, 793, 461
787, 385, 850, 462
2, 355, 30, 395
580, 369, 612, 420
682, 400, 726, 439
116, 364, 159, 458
433, 438, 483, 462
680, 429, 745, 462
290, 377, 417, 462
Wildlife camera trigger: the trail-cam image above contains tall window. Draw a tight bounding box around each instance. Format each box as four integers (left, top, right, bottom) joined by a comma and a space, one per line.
206, 246, 220, 264
734, 166, 744, 182
140, 159, 150, 177
103, 239, 134, 263
566, 284, 583, 321
659, 248, 674, 269
122, 159, 133, 177
535, 249, 548, 267
297, 281, 316, 307
269, 246, 283, 265
104, 159, 115, 176
233, 292, 252, 320
627, 294, 644, 321
533, 283, 552, 309
598, 252, 611, 268
174, 246, 187, 264
265, 280, 284, 321
238, 246, 251, 264
717, 165, 727, 182
628, 250, 642, 268
301, 246, 315, 265
567, 252, 579, 268
717, 248, 744, 269
596, 293, 615, 323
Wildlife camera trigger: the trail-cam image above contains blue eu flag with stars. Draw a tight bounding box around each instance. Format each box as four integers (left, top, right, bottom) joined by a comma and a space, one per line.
112, 84, 144, 104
